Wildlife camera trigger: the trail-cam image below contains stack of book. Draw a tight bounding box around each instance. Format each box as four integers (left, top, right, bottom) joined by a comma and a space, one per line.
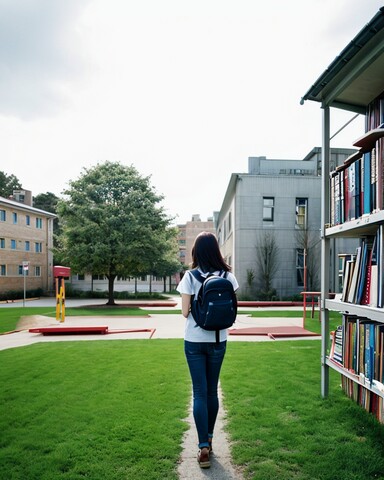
329, 313, 384, 423
329, 103, 384, 227
340, 227, 383, 308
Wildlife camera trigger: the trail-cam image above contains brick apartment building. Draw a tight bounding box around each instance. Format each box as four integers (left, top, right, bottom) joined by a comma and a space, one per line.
0, 190, 56, 295
177, 214, 216, 268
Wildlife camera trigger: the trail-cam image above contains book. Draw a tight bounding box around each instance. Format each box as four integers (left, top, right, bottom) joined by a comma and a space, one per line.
363, 151, 371, 215
347, 163, 356, 221
341, 256, 355, 302
371, 147, 377, 212
378, 224, 384, 308
347, 246, 362, 303
354, 158, 361, 219
370, 233, 379, 307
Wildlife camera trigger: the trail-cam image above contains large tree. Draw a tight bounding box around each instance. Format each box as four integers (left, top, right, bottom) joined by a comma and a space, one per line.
56, 161, 175, 304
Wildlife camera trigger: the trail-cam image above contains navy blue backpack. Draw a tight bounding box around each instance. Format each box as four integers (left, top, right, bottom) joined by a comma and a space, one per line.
189, 269, 237, 343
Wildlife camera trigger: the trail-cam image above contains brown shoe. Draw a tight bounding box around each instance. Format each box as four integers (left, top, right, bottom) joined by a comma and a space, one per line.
197, 447, 210, 468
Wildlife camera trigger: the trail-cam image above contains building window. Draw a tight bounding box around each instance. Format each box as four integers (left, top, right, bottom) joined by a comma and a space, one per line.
26, 215, 30, 226
0, 265, 6, 276
35, 242, 42, 253
296, 198, 308, 228
36, 218, 43, 229
0, 210, 5, 221
228, 212, 232, 233
12, 212, 18, 224
35, 266, 41, 276
296, 248, 304, 287
19, 265, 28, 276
0, 238, 4, 248
263, 197, 274, 221
25, 241, 30, 251
11, 239, 16, 250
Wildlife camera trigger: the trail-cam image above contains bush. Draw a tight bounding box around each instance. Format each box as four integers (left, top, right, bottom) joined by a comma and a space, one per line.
0, 288, 44, 302
62, 286, 168, 300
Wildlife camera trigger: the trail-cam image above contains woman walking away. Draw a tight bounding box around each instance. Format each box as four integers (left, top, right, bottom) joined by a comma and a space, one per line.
177, 232, 239, 469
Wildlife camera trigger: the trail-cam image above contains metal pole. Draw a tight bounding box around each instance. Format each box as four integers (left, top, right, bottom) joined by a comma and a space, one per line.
23, 268, 26, 307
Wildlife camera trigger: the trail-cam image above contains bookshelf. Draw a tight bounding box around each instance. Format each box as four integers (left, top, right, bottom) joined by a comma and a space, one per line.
301, 7, 384, 423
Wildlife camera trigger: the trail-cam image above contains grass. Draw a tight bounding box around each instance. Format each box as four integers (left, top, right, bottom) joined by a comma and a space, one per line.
1, 339, 384, 479
0, 340, 190, 480
222, 341, 384, 480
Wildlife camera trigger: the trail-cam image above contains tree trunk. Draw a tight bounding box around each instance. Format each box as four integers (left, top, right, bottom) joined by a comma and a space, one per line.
106, 275, 116, 305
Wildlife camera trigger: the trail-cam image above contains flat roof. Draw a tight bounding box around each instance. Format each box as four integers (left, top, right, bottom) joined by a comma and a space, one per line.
301, 7, 384, 113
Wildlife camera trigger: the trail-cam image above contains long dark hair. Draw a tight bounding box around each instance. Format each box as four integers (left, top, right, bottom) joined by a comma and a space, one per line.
191, 232, 231, 273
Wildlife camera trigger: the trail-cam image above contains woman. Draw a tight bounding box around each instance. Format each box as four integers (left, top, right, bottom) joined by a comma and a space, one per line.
177, 232, 239, 469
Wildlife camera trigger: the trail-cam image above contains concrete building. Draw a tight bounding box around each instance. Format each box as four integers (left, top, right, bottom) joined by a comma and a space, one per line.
215, 148, 357, 299
177, 214, 215, 268
0, 190, 56, 296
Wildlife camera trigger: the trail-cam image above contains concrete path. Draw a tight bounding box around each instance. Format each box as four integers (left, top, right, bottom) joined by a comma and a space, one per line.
178, 387, 243, 479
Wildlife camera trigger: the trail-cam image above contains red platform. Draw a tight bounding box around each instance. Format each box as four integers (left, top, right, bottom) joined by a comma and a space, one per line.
28, 326, 156, 338
229, 326, 318, 339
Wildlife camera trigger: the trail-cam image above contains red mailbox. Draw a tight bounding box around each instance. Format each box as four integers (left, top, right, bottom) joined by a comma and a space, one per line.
53, 266, 71, 278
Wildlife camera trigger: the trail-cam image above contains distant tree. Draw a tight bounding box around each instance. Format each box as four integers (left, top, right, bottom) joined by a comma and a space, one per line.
255, 231, 279, 300
295, 224, 320, 291
33, 192, 60, 213
55, 161, 175, 305
33, 192, 61, 239
149, 227, 183, 292
0, 171, 22, 197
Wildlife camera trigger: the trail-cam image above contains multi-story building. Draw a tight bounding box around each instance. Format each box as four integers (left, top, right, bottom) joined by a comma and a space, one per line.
215, 147, 357, 298
177, 214, 215, 268
0, 190, 56, 295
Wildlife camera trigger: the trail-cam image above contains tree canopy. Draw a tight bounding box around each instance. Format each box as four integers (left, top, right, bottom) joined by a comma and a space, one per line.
56, 161, 179, 304
0, 171, 21, 198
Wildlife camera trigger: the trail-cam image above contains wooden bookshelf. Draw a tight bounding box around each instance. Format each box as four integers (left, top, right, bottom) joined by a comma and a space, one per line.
353, 127, 384, 150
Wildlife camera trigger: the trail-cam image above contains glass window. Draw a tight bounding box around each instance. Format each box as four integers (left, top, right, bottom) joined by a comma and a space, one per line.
36, 218, 43, 229
263, 197, 274, 221
35, 242, 42, 253
12, 212, 18, 224
26, 215, 30, 226
296, 248, 304, 287
0, 238, 4, 248
19, 265, 29, 275
296, 198, 308, 228
11, 239, 16, 250
0, 210, 6, 221
0, 265, 6, 276
35, 266, 41, 277
25, 241, 30, 251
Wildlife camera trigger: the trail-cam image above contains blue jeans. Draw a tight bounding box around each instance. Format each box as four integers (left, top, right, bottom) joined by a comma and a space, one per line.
184, 340, 227, 448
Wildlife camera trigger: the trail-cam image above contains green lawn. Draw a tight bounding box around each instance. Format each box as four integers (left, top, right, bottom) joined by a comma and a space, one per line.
1, 339, 384, 479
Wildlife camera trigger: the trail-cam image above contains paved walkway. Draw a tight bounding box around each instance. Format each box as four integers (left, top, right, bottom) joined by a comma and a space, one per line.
0, 297, 317, 479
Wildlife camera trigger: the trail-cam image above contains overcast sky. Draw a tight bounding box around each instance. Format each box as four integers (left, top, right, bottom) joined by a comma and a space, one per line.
1, 0, 383, 224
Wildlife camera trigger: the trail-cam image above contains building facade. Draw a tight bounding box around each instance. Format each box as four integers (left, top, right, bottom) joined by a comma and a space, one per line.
0, 190, 56, 295
215, 148, 357, 299
177, 214, 215, 268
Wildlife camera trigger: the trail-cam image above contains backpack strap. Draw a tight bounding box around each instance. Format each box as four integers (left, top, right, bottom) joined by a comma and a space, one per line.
189, 269, 204, 283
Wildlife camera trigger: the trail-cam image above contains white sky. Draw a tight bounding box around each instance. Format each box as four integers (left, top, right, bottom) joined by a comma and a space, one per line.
0, 0, 383, 224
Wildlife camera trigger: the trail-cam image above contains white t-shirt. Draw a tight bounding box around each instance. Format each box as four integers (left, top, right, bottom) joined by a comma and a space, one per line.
176, 269, 239, 343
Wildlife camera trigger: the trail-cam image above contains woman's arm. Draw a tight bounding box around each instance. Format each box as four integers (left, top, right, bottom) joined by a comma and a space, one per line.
181, 294, 192, 318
